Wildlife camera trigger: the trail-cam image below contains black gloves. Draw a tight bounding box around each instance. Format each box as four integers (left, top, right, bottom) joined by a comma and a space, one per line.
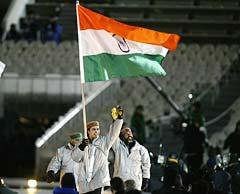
141, 178, 149, 191
79, 138, 89, 151
46, 170, 55, 183
111, 105, 123, 121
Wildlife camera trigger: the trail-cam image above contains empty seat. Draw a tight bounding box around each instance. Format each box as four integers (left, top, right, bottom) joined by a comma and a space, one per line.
113, 0, 149, 5
149, 12, 189, 20
193, 13, 233, 21
109, 12, 144, 19
153, 0, 194, 6
199, 0, 240, 7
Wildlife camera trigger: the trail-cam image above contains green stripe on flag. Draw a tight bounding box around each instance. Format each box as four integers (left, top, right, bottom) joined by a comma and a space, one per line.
83, 53, 166, 82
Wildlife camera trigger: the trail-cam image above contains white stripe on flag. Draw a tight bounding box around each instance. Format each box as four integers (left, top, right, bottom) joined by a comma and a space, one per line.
81, 29, 168, 57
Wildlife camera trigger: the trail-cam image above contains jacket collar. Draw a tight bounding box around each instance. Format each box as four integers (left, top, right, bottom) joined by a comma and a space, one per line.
66, 143, 75, 150
120, 139, 140, 154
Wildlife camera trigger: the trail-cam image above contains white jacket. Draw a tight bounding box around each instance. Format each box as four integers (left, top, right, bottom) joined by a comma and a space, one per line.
112, 139, 151, 190
46, 143, 79, 184
72, 119, 123, 193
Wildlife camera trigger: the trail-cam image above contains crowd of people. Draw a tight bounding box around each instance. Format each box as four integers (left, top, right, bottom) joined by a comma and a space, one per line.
44, 104, 240, 194
2, 104, 239, 194
46, 105, 150, 194
4, 10, 62, 44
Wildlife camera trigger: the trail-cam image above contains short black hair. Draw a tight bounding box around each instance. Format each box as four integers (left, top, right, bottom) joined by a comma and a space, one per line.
124, 179, 136, 192
193, 101, 201, 109
61, 173, 76, 189
136, 105, 144, 111
126, 189, 142, 194
110, 177, 125, 192
121, 122, 128, 129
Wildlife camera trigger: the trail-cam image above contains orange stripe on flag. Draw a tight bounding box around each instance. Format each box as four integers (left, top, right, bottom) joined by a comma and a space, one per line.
77, 5, 180, 51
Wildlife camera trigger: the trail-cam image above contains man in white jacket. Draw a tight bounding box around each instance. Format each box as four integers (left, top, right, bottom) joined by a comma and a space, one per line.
46, 132, 82, 184
72, 106, 123, 194
112, 124, 151, 191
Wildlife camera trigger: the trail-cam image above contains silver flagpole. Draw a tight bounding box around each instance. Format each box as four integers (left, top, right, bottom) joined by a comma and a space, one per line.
76, 0, 87, 139
76, 1, 91, 184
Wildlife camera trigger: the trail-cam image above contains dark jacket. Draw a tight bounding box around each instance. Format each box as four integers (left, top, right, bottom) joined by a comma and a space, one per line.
53, 187, 78, 194
184, 125, 205, 154
224, 131, 240, 155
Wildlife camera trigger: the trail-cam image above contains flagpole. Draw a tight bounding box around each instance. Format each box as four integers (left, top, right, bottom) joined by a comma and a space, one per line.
76, 1, 87, 139
76, 3, 91, 184
81, 82, 87, 139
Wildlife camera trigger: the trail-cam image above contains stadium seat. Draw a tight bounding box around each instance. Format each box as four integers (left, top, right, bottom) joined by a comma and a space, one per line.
113, 0, 150, 5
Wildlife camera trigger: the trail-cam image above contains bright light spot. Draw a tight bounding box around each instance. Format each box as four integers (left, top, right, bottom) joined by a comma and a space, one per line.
160, 176, 164, 182
182, 122, 188, 128
157, 155, 165, 164
27, 179, 37, 188
27, 188, 37, 194
0, 61, 6, 77
188, 93, 193, 99
0, 178, 4, 185
149, 152, 154, 158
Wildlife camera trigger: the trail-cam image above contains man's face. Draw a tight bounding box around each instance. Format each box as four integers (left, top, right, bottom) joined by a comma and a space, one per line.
88, 126, 100, 140
121, 127, 133, 141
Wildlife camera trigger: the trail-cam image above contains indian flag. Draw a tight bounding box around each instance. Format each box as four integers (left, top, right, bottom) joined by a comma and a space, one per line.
76, 3, 180, 83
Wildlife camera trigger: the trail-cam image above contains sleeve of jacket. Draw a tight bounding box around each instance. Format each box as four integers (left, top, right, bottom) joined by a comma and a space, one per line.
140, 146, 151, 179
71, 146, 85, 162
111, 137, 120, 152
46, 147, 64, 173
106, 119, 123, 151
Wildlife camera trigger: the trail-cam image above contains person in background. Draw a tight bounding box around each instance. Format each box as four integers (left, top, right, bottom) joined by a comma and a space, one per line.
6, 24, 21, 41
183, 121, 206, 172
224, 120, 240, 156
46, 132, 82, 185
45, 16, 62, 44
53, 173, 78, 194
23, 10, 39, 41
188, 101, 205, 128
131, 105, 146, 144
124, 180, 136, 192
110, 177, 125, 194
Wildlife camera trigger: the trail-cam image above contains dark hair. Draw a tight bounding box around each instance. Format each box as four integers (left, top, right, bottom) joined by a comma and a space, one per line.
121, 122, 128, 129
110, 177, 125, 192
61, 173, 76, 189
126, 189, 142, 194
136, 105, 144, 111
124, 179, 136, 192
193, 101, 201, 109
